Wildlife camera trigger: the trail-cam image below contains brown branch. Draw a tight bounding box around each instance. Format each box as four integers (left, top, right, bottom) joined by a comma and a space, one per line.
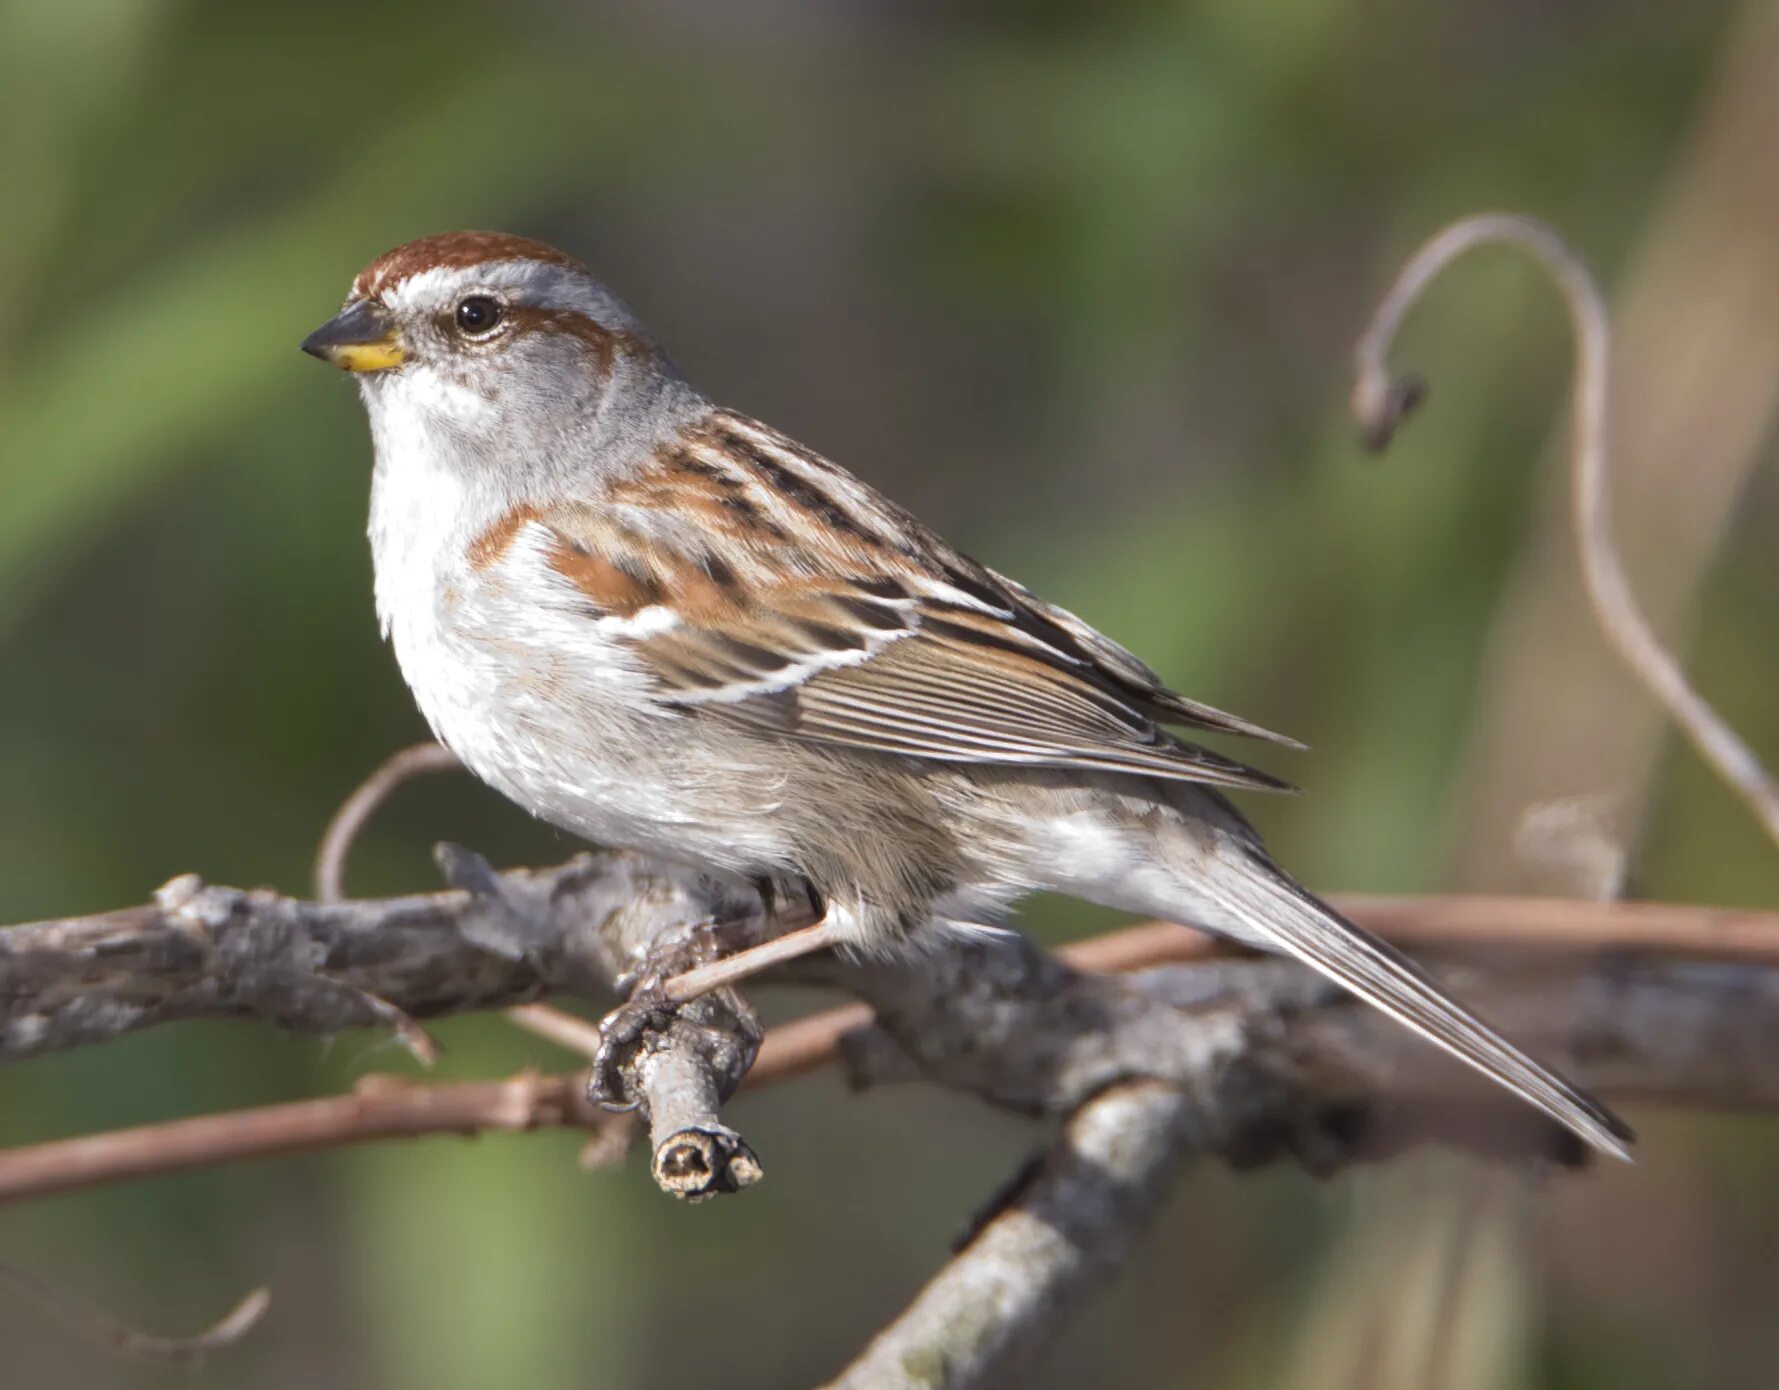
0, 989, 858, 1209
639, 1044, 763, 1199
8, 216, 1761, 1385
815, 926, 1779, 1159
0, 1071, 622, 1206
503, 1001, 606, 1058
1352, 211, 1779, 850
746, 1001, 874, 1087
0, 848, 781, 1199
1066, 893, 1779, 972
831, 901, 1779, 1390
6, 839, 1779, 1209
0, 851, 759, 1056
433, 843, 766, 1199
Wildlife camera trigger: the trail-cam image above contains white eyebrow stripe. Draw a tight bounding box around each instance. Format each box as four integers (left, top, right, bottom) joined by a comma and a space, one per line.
381, 261, 538, 312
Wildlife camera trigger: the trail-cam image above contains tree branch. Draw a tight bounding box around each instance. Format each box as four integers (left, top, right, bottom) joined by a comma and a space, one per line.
7, 860, 1779, 1388
3, 210, 1768, 1385
822, 1081, 1200, 1390
0, 848, 781, 1199
7, 868, 1779, 1208
10, 857, 1776, 1069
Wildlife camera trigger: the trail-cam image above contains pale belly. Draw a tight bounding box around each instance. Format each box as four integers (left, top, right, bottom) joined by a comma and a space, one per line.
373, 499, 1038, 939
387, 594, 802, 881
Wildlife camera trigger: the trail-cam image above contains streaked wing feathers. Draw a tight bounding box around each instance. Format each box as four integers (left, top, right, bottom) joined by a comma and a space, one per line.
720, 634, 1293, 789
994, 578, 1306, 749
524, 408, 1298, 793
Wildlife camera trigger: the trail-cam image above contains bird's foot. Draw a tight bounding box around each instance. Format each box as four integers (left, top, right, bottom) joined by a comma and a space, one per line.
587, 928, 723, 1111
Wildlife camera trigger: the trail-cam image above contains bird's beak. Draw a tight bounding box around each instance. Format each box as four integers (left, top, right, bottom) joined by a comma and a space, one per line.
300, 299, 406, 373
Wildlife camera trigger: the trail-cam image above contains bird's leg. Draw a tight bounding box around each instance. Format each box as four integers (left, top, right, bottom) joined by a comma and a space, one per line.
587, 904, 843, 1110
659, 914, 851, 1002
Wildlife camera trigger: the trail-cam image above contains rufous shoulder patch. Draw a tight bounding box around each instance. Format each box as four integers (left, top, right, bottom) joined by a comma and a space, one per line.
545, 538, 661, 616
468, 505, 544, 571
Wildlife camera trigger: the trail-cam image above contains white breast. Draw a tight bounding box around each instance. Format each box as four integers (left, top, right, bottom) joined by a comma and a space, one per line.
364, 377, 500, 761
359, 380, 799, 877
363, 407, 691, 831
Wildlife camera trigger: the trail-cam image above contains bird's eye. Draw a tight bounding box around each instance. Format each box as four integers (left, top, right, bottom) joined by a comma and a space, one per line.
454, 296, 503, 337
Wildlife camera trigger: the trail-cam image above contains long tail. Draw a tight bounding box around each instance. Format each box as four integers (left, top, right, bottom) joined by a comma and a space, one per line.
1196, 849, 1634, 1162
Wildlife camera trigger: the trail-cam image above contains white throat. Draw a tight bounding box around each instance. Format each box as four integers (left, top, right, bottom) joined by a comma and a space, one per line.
360, 376, 516, 770
361, 370, 506, 640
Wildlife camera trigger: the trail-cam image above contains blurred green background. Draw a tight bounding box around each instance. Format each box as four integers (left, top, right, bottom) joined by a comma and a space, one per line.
3, 1, 1777, 1386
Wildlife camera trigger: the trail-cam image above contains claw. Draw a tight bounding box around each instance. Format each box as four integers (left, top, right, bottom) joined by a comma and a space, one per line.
585, 975, 681, 1109
584, 898, 785, 1109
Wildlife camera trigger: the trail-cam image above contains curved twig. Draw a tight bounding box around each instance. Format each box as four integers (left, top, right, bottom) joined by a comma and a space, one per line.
0, 1264, 269, 1367
1353, 212, 1779, 851
312, 741, 462, 902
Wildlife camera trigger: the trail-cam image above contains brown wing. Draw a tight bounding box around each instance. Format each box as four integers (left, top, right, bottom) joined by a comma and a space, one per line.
516, 409, 1299, 792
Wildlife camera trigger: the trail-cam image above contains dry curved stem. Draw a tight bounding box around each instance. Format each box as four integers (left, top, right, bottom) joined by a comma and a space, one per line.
1352, 212, 1779, 851
312, 741, 461, 902
0, 1263, 269, 1367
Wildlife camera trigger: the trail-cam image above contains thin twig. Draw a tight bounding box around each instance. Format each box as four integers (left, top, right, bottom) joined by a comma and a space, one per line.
0, 1265, 269, 1368
503, 1002, 607, 1058
1352, 212, 1779, 851
1067, 893, 1779, 972
745, 1001, 874, 1087
312, 741, 461, 902
0, 992, 858, 1208
0, 1071, 615, 1205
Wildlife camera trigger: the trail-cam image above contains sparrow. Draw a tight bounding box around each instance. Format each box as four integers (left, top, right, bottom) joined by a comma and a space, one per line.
302, 231, 1632, 1160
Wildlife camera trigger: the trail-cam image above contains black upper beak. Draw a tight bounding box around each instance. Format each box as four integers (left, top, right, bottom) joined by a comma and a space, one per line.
300, 299, 405, 372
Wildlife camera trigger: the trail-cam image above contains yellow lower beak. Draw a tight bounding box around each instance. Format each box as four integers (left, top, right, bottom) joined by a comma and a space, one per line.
301, 300, 407, 373
324, 339, 407, 373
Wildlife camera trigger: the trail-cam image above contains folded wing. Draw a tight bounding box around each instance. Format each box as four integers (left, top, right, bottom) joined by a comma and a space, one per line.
525, 409, 1300, 793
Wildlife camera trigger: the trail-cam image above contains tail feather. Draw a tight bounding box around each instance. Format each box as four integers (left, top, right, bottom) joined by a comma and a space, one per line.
1200, 854, 1634, 1162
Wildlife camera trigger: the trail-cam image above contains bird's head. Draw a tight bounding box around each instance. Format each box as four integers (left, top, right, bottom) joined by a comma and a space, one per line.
303, 231, 695, 485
